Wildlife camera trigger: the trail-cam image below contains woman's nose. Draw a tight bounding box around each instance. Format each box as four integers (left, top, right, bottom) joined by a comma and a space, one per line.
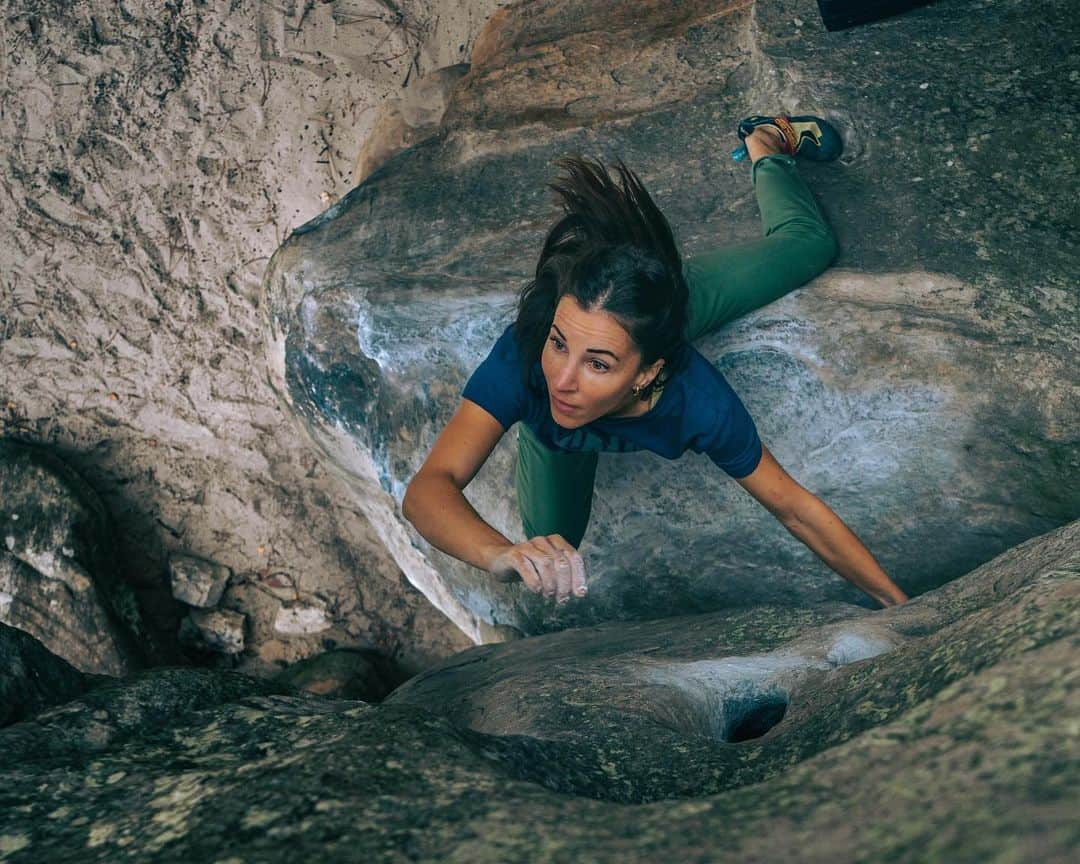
554, 362, 577, 391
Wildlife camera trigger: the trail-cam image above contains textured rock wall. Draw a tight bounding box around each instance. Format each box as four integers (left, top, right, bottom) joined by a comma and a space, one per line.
0, 0, 508, 674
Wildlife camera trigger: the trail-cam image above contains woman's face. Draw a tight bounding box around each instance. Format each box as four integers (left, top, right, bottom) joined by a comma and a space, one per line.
541, 295, 663, 428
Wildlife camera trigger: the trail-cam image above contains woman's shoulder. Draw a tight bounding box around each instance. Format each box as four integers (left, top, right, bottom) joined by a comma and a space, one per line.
461, 321, 531, 430
492, 320, 517, 348
476, 321, 524, 367
668, 346, 748, 416
668, 344, 728, 390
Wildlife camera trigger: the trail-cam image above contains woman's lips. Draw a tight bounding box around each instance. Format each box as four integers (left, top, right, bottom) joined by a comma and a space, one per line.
551, 395, 578, 413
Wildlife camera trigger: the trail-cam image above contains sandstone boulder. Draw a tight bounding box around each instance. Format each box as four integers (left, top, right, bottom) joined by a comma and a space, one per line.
352, 63, 471, 185
180, 607, 246, 655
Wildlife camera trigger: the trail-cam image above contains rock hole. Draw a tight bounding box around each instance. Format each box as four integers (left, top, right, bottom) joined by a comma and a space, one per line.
723, 694, 788, 743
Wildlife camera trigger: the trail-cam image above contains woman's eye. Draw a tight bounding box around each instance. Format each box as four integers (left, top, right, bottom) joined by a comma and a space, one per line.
547, 336, 605, 370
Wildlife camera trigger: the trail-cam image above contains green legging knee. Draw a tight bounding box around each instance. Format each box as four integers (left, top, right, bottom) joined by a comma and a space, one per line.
515, 154, 837, 546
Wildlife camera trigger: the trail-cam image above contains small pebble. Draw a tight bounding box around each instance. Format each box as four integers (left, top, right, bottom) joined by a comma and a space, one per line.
919, 82, 930, 89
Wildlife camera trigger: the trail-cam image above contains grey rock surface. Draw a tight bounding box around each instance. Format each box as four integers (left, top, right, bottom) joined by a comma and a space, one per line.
0, 622, 100, 728
272, 646, 407, 703
273, 603, 332, 635
181, 607, 246, 655
168, 553, 231, 608
0, 440, 150, 675
263, 0, 1079, 640
1, 518, 1075, 862
0, 663, 294, 767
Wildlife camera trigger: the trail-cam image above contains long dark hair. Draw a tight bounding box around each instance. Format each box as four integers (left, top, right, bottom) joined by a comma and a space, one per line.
513, 155, 690, 401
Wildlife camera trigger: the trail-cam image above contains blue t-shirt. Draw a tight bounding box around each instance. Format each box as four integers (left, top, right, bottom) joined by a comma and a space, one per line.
462, 323, 763, 478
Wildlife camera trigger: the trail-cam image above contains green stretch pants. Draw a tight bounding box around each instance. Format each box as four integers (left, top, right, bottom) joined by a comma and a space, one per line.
515, 154, 837, 547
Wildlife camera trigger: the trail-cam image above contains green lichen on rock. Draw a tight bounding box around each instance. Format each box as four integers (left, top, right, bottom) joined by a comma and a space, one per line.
1, 521, 1076, 862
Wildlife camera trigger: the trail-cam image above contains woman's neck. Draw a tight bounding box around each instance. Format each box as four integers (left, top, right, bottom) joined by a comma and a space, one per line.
606, 387, 662, 419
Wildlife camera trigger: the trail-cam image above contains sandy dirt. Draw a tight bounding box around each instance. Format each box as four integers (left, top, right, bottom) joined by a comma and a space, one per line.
0, 0, 506, 676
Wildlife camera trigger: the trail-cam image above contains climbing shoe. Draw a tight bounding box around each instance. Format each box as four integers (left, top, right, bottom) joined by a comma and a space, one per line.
731, 115, 843, 162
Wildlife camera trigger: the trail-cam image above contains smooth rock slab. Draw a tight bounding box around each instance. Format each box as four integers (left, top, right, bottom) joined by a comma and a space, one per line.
0, 519, 1076, 861
263, 0, 1079, 641
385, 519, 1080, 801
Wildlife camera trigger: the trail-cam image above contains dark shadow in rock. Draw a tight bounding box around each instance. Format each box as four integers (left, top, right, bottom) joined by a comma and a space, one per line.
13, 435, 185, 667
0, 622, 98, 728
724, 692, 788, 743
272, 646, 412, 703
0, 438, 159, 675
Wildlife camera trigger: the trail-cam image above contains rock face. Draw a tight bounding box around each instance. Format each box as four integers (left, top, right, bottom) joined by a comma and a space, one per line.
272, 646, 408, 703
168, 553, 231, 608
0, 622, 99, 728
0, 440, 149, 675
353, 63, 472, 185
263, 0, 1079, 640
180, 607, 246, 656
0, 0, 492, 678
1, 519, 1076, 861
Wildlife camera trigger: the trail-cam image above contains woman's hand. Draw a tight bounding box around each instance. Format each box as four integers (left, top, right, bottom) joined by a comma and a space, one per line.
489, 534, 588, 604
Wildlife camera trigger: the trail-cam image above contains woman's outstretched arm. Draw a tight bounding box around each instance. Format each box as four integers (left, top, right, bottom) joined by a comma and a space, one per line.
403, 399, 589, 602
735, 444, 909, 607
402, 399, 514, 572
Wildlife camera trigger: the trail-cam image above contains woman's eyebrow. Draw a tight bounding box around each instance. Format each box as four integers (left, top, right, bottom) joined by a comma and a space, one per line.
551, 323, 620, 360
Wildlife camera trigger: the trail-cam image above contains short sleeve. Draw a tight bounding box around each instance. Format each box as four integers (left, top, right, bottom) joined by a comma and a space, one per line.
697, 373, 763, 479
461, 323, 526, 431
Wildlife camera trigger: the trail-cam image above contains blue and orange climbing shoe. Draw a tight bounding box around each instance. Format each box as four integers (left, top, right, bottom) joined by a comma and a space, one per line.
731, 115, 843, 162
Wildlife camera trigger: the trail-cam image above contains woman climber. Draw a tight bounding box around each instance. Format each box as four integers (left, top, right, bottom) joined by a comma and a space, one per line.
402, 115, 909, 610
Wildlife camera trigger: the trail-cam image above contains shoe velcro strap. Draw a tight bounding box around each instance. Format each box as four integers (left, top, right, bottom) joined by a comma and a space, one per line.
773, 116, 799, 156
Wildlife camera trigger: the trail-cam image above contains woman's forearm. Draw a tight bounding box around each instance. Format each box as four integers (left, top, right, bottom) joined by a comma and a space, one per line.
784, 494, 908, 607
402, 472, 513, 573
